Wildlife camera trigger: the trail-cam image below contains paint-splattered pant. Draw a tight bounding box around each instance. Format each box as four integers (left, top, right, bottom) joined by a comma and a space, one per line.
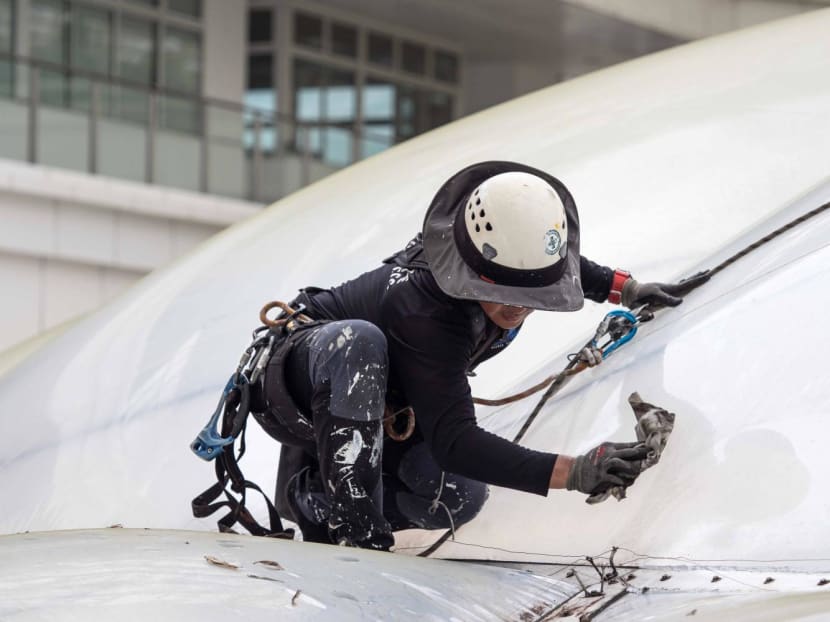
280, 319, 487, 550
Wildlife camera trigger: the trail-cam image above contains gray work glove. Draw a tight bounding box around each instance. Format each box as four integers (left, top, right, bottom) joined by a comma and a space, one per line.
576, 345, 603, 367
566, 441, 650, 496
620, 270, 710, 309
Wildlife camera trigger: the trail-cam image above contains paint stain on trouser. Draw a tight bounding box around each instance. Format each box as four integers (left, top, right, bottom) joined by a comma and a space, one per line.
306, 320, 393, 550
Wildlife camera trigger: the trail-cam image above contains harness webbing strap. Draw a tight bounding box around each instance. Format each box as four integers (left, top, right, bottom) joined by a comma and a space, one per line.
191, 369, 294, 538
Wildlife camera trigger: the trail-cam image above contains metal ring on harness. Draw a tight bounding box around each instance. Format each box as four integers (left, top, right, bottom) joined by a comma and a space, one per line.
384, 405, 416, 442
260, 300, 312, 327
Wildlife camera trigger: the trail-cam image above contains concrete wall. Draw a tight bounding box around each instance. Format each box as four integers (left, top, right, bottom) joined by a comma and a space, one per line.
459, 2, 685, 115
563, 0, 826, 40
0, 159, 261, 352
203, 0, 247, 103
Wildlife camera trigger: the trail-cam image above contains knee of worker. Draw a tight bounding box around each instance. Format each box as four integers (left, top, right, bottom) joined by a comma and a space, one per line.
309, 320, 388, 422
395, 443, 488, 529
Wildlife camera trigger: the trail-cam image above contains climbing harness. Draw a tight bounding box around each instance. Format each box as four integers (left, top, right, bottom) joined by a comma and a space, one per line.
190, 300, 314, 537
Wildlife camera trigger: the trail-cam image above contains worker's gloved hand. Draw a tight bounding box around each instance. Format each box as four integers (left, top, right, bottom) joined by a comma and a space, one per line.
576, 345, 603, 367
620, 270, 711, 309
566, 441, 650, 495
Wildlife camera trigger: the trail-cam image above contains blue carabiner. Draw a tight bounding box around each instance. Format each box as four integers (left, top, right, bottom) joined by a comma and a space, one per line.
190, 375, 238, 461
595, 309, 639, 359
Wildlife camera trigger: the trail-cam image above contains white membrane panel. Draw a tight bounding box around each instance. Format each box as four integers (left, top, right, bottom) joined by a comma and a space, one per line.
1, 12, 830, 587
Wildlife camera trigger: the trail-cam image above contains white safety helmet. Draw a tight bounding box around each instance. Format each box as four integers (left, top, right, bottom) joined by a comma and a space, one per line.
422, 161, 583, 311
462, 171, 568, 272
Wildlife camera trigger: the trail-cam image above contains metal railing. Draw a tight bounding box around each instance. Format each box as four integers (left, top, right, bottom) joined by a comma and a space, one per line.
0, 53, 395, 203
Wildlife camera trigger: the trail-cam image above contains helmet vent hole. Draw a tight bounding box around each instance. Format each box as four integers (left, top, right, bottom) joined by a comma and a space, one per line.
475, 224, 481, 233
485, 222, 493, 231
479, 209, 485, 217
471, 213, 475, 220
476, 198, 481, 205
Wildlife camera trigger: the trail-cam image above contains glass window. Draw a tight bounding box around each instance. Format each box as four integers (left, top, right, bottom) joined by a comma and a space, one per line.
427, 91, 452, 129
294, 12, 322, 49
118, 16, 155, 85
368, 32, 392, 67
247, 53, 272, 89
244, 90, 274, 115
326, 68, 355, 122
0, 0, 13, 54
0, 0, 11, 98
125, 0, 158, 7
244, 48, 277, 154
248, 8, 271, 43
363, 78, 394, 121
159, 92, 200, 133
401, 41, 425, 75
293, 59, 356, 166
0, 0, 12, 98
434, 50, 458, 83
30, 0, 64, 63
110, 83, 149, 124
293, 58, 322, 122
168, 0, 201, 19
162, 26, 200, 93
397, 85, 418, 140
331, 22, 356, 58
361, 78, 395, 159
30, 0, 66, 107
70, 5, 111, 75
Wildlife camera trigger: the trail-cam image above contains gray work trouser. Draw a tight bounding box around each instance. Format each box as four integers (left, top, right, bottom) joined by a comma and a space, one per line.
267, 319, 487, 550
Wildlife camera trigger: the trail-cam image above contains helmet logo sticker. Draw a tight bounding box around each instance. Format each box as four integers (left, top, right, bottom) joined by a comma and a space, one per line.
482, 243, 498, 260
544, 229, 562, 256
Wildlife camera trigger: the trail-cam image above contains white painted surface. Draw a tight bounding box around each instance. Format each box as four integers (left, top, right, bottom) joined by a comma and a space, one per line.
3, 529, 830, 621
0, 252, 40, 344
0, 159, 261, 351
0, 529, 576, 621
0, 12, 828, 604
55, 203, 116, 265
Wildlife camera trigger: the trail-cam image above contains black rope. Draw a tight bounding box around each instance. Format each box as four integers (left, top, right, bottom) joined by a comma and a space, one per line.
706, 200, 830, 280
417, 199, 830, 559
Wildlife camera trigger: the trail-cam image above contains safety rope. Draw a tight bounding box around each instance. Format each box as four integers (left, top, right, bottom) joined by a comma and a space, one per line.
427, 471, 457, 541
417, 199, 830, 559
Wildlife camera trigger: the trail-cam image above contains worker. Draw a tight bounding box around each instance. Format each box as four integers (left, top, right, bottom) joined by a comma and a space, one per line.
254, 161, 698, 551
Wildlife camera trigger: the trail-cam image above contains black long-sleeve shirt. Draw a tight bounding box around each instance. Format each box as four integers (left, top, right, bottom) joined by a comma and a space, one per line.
298, 250, 613, 496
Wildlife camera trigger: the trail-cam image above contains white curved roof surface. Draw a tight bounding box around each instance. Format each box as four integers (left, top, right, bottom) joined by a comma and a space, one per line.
2, 11, 830, 616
